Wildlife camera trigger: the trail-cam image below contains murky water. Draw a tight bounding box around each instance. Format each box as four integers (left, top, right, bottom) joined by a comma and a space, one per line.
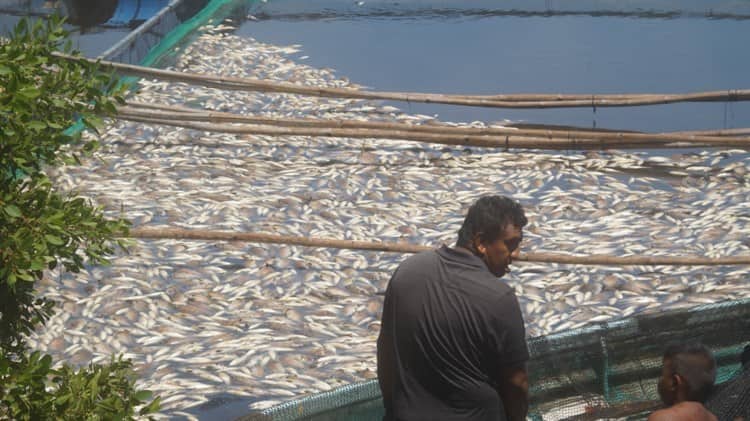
231, 0, 750, 133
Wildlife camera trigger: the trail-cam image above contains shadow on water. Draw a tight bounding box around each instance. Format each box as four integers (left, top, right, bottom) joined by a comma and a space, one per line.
61, 0, 209, 29
0, 0, 210, 56
251, 9, 750, 23
0, 0, 209, 31
179, 393, 269, 421
245, 0, 750, 22
61, 0, 119, 28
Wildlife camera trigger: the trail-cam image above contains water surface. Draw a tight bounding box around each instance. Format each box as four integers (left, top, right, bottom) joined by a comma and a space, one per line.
230, 1, 750, 133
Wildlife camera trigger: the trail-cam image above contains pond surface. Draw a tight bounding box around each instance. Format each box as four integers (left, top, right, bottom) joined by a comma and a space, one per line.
228, 0, 750, 133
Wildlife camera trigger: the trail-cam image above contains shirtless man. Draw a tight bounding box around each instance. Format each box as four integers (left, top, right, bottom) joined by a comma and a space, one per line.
649, 343, 718, 421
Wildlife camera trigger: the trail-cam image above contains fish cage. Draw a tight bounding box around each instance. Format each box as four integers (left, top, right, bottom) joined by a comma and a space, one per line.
99, 0, 212, 65
0, 0, 190, 29
240, 298, 750, 421
0, 0, 215, 64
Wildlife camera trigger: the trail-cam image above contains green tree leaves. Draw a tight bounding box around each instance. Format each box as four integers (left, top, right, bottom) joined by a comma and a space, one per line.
0, 16, 158, 419
0, 351, 160, 420
0, 15, 126, 185
3, 204, 21, 218
0, 14, 129, 350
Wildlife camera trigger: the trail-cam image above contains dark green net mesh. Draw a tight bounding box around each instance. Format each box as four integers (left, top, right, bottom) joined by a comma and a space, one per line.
525, 298, 749, 420
705, 361, 750, 421
244, 298, 750, 421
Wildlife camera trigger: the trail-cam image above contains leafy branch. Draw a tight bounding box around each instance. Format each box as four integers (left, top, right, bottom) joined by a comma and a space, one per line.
0, 16, 158, 419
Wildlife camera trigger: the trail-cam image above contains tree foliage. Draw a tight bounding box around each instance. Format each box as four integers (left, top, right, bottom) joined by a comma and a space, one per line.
0, 177, 129, 352
0, 16, 121, 183
0, 351, 161, 420
0, 16, 159, 419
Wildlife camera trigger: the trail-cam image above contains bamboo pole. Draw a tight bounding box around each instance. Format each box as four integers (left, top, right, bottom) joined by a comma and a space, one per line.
118, 103, 750, 147
127, 227, 750, 266
119, 103, 623, 137
669, 128, 750, 137
53, 52, 750, 109
116, 114, 692, 150
129, 228, 428, 254
115, 112, 750, 150
126, 101, 750, 141
126, 100, 750, 139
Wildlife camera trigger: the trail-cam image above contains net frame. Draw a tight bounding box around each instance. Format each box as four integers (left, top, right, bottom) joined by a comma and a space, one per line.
250, 298, 750, 421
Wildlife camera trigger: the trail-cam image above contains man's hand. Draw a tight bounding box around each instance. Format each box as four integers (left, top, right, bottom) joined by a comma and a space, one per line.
495, 364, 529, 421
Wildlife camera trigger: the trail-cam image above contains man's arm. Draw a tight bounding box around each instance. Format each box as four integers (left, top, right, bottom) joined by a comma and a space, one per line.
377, 280, 396, 420
495, 363, 529, 421
488, 291, 530, 421
376, 331, 394, 407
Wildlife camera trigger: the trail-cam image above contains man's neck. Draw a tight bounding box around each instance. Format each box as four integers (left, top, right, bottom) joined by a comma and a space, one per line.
454, 245, 477, 257
454, 245, 470, 253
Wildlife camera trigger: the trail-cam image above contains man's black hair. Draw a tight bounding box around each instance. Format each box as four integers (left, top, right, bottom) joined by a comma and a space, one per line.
456, 195, 527, 248
664, 342, 717, 403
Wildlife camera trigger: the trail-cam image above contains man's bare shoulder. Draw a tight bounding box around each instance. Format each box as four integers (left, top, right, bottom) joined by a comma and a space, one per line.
648, 402, 718, 421
648, 407, 676, 421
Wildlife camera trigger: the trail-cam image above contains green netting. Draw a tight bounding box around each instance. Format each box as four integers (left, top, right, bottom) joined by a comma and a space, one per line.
103, 0, 249, 106
99, 0, 251, 110
706, 361, 750, 421
100, 0, 184, 66
526, 298, 749, 420
136, 0, 249, 68
62, 0, 253, 145
101, 0, 246, 67
251, 298, 750, 421
250, 381, 383, 421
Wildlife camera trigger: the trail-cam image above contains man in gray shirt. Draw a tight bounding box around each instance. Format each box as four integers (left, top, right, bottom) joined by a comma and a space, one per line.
377, 195, 529, 421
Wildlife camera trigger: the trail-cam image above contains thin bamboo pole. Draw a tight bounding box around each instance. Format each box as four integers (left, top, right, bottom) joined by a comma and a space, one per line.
126, 101, 750, 139
119, 103, 622, 137
115, 112, 750, 150
118, 103, 750, 146
127, 227, 750, 266
53, 52, 750, 109
116, 114, 691, 150
669, 128, 750, 137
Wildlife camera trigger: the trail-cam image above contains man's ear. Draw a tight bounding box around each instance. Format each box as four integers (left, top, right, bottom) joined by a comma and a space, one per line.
472, 233, 485, 255
672, 373, 683, 390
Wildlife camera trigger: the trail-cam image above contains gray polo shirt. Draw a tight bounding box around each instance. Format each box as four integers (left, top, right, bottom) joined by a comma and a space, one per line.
377, 245, 528, 421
